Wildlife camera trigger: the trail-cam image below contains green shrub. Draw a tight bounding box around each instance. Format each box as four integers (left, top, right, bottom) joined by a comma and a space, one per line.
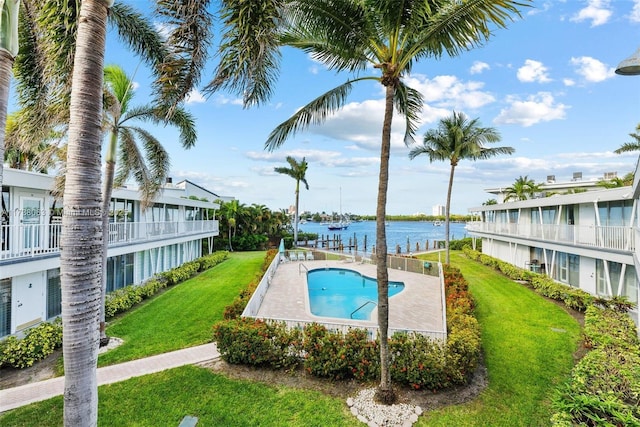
389, 333, 448, 390
0, 319, 63, 368
213, 318, 302, 369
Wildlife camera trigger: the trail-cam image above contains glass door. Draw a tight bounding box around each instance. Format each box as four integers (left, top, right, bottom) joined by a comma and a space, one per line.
20, 197, 43, 252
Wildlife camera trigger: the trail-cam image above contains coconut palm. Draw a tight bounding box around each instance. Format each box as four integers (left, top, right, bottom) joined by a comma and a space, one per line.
409, 111, 513, 263
504, 175, 540, 201
98, 64, 196, 343
14, 2, 212, 425
614, 123, 640, 154
274, 156, 309, 246
0, 0, 19, 188
596, 172, 634, 189
211, 0, 529, 403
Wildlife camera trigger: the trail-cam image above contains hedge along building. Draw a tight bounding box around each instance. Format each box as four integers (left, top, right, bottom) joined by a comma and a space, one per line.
467, 171, 640, 328
0, 167, 225, 338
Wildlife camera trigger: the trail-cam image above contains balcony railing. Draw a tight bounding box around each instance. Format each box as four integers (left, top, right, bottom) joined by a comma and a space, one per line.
1, 220, 219, 261
465, 222, 635, 252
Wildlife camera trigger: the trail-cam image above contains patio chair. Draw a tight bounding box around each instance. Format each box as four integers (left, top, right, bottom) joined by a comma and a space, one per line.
306, 251, 314, 261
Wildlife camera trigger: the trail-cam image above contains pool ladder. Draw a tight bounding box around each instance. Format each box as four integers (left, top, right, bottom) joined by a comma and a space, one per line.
298, 263, 308, 275
350, 300, 377, 319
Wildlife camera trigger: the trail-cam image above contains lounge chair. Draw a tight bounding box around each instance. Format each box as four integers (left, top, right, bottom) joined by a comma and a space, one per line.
292, 251, 302, 261
306, 251, 314, 261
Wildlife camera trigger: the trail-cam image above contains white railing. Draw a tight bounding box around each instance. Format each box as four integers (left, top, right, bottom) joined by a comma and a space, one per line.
466, 222, 635, 252
0, 220, 219, 261
242, 249, 281, 318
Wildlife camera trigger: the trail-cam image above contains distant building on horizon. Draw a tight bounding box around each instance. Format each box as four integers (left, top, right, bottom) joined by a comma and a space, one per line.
432, 205, 445, 216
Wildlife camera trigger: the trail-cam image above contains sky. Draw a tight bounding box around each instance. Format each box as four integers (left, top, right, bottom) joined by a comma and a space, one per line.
101, 0, 640, 216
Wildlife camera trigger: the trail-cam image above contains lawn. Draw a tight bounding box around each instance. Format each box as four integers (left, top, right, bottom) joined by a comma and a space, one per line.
415, 251, 582, 426
99, 251, 266, 366
0, 249, 583, 426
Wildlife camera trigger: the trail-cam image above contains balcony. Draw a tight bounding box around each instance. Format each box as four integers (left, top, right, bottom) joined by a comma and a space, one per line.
1, 220, 219, 262
465, 222, 635, 252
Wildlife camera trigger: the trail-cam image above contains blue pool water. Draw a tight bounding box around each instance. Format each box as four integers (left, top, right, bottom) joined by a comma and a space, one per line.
307, 268, 405, 320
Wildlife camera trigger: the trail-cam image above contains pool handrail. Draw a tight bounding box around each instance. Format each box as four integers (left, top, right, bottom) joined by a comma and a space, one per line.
298, 263, 309, 275
350, 300, 377, 319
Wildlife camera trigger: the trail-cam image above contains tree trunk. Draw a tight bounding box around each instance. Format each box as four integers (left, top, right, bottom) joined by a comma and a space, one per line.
294, 181, 300, 247
61, 1, 109, 426
445, 163, 456, 264
374, 84, 396, 404
99, 132, 118, 344
0, 49, 14, 189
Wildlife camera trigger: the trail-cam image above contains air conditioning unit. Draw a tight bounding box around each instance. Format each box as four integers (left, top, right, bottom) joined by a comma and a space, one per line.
572, 172, 582, 181
546, 175, 555, 183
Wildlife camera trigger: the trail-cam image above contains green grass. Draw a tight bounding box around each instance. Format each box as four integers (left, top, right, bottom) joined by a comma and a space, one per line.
99, 251, 265, 366
0, 365, 361, 427
1, 249, 583, 426
416, 252, 582, 426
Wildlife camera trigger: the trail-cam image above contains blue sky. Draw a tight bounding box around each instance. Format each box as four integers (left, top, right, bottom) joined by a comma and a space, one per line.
103, 0, 640, 216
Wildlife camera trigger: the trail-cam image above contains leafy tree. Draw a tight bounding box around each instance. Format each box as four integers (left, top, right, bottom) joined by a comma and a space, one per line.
409, 111, 513, 263
211, 0, 529, 403
596, 172, 634, 189
504, 175, 540, 201
274, 156, 309, 246
483, 198, 498, 205
614, 123, 640, 154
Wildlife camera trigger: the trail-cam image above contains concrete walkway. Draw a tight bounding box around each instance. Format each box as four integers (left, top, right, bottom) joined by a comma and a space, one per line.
0, 343, 219, 413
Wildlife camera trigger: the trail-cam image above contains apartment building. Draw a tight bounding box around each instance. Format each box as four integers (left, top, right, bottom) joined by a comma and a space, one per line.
0, 168, 222, 338
467, 173, 640, 326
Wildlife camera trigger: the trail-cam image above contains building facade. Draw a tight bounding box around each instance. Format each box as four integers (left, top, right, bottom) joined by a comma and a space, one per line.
1, 168, 221, 338
467, 177, 639, 326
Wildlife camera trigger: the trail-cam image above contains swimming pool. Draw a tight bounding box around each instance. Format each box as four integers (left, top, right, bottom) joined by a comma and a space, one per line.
307, 268, 405, 320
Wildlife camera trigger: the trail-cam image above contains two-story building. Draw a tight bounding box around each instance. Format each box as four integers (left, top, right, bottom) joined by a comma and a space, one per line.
467, 171, 640, 326
1, 168, 223, 338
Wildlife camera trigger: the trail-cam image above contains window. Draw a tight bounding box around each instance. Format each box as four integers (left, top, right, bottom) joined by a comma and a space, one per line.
0, 278, 10, 337
598, 200, 633, 226
47, 269, 62, 319
106, 253, 135, 293
556, 252, 579, 287
596, 260, 637, 303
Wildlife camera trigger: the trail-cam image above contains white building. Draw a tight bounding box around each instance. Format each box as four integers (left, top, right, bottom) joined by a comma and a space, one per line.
467, 170, 640, 326
432, 205, 445, 216
1, 168, 221, 338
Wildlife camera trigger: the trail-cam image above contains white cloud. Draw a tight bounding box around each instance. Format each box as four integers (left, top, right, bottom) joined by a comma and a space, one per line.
212, 94, 243, 106
245, 149, 379, 169
185, 89, 206, 104
563, 78, 576, 87
494, 92, 569, 127
570, 56, 615, 82
570, 0, 612, 27
405, 74, 496, 109
470, 61, 490, 74
517, 59, 552, 83
631, 0, 640, 23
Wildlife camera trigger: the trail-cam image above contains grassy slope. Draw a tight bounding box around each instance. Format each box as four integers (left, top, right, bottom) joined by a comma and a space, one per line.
417, 252, 581, 426
99, 251, 265, 365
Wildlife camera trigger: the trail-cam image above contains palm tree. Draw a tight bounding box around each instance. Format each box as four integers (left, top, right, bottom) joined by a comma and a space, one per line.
614, 123, 640, 154
274, 156, 309, 246
0, 0, 19, 188
504, 175, 540, 201
596, 172, 634, 189
13, 2, 212, 425
212, 0, 529, 403
409, 111, 513, 263
98, 64, 196, 343
483, 198, 498, 206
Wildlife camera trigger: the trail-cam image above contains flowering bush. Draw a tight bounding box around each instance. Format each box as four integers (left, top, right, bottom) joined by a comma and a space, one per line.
0, 318, 63, 368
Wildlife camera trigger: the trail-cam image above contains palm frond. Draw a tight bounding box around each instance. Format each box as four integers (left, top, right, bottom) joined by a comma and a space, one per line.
394, 82, 423, 145
266, 77, 376, 151
614, 142, 640, 154
206, 0, 282, 106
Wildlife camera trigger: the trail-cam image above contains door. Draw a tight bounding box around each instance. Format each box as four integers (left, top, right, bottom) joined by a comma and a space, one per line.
20, 197, 44, 252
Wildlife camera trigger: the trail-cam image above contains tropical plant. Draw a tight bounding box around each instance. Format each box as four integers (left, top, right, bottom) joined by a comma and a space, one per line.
483, 198, 498, 206
409, 111, 513, 263
504, 175, 540, 201
614, 123, 640, 154
274, 156, 309, 246
0, 0, 19, 189
596, 172, 634, 189
98, 64, 197, 343
4, 2, 212, 425
211, 0, 529, 403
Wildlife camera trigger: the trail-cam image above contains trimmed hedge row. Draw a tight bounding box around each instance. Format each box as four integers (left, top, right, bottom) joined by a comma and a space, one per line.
463, 246, 594, 311
0, 251, 229, 369
214, 262, 481, 391
551, 306, 640, 426
106, 251, 229, 318
0, 318, 63, 368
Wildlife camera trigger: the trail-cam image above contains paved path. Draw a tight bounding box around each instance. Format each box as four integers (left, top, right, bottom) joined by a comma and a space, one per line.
0, 343, 219, 413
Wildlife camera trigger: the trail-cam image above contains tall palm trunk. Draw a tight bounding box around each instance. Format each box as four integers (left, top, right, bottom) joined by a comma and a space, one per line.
375, 84, 395, 404
293, 181, 300, 246
99, 132, 118, 344
0, 49, 14, 189
61, 1, 109, 425
445, 162, 456, 264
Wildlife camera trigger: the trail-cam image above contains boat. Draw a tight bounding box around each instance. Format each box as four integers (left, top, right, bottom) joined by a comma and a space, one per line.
327, 187, 350, 230
433, 220, 442, 226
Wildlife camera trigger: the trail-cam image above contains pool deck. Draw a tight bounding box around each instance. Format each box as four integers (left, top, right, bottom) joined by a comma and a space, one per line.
255, 259, 445, 334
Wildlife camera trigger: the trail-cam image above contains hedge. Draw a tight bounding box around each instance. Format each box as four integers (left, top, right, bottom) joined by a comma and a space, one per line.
0, 318, 63, 369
